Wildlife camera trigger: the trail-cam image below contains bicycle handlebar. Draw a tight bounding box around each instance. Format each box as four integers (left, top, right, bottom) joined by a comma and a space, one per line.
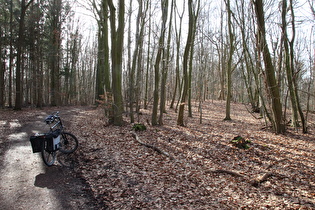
45, 111, 61, 124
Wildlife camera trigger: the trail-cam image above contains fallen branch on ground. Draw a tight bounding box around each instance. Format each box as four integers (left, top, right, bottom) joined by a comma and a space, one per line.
131, 132, 175, 160
250, 172, 288, 187
265, 158, 289, 170
207, 169, 245, 178
249, 158, 290, 187
250, 172, 274, 187
132, 132, 287, 187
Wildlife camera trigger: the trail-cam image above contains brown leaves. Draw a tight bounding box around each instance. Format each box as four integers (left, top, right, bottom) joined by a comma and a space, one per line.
67, 101, 315, 209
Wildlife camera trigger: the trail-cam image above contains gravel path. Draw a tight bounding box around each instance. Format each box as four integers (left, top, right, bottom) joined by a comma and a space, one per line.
0, 108, 99, 210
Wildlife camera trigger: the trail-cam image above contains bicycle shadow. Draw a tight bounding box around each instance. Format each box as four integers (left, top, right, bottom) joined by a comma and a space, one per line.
34, 166, 67, 189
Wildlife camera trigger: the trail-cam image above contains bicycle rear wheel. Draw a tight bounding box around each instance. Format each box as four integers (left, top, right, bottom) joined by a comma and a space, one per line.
59, 132, 78, 154
41, 139, 56, 166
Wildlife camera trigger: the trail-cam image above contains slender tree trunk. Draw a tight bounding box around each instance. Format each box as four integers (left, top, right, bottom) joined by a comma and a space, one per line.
49, 0, 62, 106
187, 0, 200, 117
281, 0, 297, 126
37, 45, 43, 108
129, 0, 146, 123
224, 0, 235, 120
8, 0, 14, 108
188, 39, 194, 117
236, 0, 259, 112
170, 1, 184, 110
152, 0, 168, 126
159, 0, 173, 125
177, 0, 194, 126
291, 1, 306, 133
15, 0, 34, 110
96, 30, 105, 100
127, 0, 133, 121
15, 1, 25, 110
254, 0, 285, 134
0, 63, 4, 108
135, 1, 148, 118
144, 3, 151, 110
218, 7, 226, 101
102, 0, 111, 113
0, 25, 4, 108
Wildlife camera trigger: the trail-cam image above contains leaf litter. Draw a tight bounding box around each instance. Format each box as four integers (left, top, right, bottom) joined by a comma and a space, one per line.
32, 101, 315, 209
0, 101, 315, 209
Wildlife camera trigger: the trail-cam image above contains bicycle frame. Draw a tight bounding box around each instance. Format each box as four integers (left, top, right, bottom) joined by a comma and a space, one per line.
39, 111, 79, 166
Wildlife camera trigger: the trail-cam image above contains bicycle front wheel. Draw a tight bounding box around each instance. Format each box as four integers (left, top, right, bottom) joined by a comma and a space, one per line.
41, 139, 56, 166
59, 132, 78, 154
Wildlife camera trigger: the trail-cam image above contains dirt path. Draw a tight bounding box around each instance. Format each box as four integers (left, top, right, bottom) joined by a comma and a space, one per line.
0, 108, 100, 210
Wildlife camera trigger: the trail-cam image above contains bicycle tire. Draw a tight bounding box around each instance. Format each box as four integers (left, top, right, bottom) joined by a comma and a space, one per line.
41, 139, 56, 166
59, 132, 78, 154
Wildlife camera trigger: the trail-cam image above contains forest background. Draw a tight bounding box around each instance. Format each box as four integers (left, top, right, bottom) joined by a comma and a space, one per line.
0, 0, 314, 134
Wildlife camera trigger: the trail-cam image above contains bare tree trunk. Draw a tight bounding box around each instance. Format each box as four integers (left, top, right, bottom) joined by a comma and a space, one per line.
224, 0, 234, 121
48, 0, 63, 106
170, 1, 184, 110
100, 0, 112, 114
218, 7, 226, 101
177, 0, 194, 126
135, 0, 148, 119
8, 0, 14, 108
287, 0, 306, 133
96, 28, 106, 100
15, 0, 34, 110
308, 0, 315, 19
159, 0, 173, 125
129, 0, 147, 123
144, 2, 151, 110
128, 0, 135, 123
0, 25, 4, 108
236, 0, 259, 112
107, 0, 125, 126
253, 0, 285, 134
36, 45, 43, 108
152, 0, 168, 126
282, 0, 299, 129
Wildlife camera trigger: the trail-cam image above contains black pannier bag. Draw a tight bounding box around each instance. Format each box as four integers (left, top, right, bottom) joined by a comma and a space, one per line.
30, 129, 61, 153
30, 134, 46, 153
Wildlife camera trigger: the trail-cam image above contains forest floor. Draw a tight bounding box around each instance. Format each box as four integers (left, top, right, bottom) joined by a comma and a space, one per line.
1, 100, 315, 209
72, 100, 315, 209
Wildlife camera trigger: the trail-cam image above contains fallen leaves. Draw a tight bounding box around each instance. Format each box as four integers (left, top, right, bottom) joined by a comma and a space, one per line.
63, 100, 315, 209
